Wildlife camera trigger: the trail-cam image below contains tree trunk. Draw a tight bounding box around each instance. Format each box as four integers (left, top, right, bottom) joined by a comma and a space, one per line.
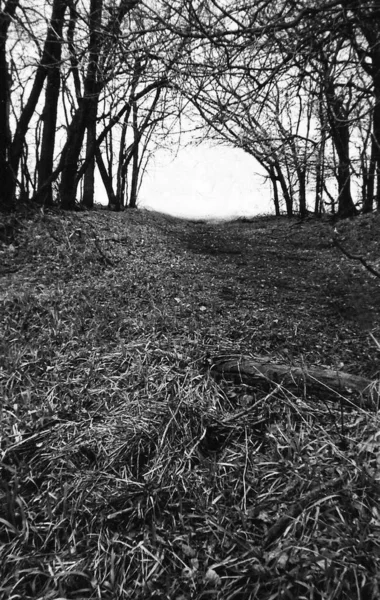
337, 156, 355, 217
324, 77, 357, 218
276, 164, 293, 216
59, 0, 140, 210
362, 132, 375, 213
82, 99, 98, 208
372, 62, 380, 211
314, 100, 326, 216
59, 108, 87, 209
269, 167, 280, 216
0, 0, 20, 211
82, 0, 102, 208
129, 147, 139, 208
116, 105, 132, 208
331, 113, 356, 217
128, 100, 139, 208
298, 168, 307, 217
117, 57, 142, 209
36, 0, 67, 207
60, 0, 103, 209
10, 0, 69, 203
95, 148, 119, 209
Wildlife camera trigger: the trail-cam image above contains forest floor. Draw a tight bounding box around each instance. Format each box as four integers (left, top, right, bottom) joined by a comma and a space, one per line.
1, 206, 380, 599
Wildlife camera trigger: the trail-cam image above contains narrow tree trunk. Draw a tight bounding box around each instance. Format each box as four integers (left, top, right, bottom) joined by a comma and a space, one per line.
82, 0, 102, 208
361, 153, 368, 212
128, 100, 139, 208
129, 152, 139, 208
82, 98, 98, 208
314, 100, 326, 216
119, 159, 129, 209
60, 0, 103, 209
339, 9, 380, 214
314, 168, 323, 215
0, 0, 20, 211
337, 154, 355, 218
325, 77, 357, 218
59, 108, 87, 209
129, 122, 140, 208
276, 164, 293, 216
36, 0, 67, 207
116, 106, 132, 208
298, 168, 307, 217
95, 148, 119, 209
362, 132, 375, 213
331, 113, 355, 217
373, 77, 380, 211
10, 0, 69, 202
269, 167, 280, 216
117, 57, 141, 208
60, 0, 140, 210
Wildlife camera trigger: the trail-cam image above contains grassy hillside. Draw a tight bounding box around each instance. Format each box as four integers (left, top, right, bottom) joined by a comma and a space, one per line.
1, 208, 380, 599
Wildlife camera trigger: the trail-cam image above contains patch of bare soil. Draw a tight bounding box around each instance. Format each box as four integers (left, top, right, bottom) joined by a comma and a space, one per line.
170, 212, 380, 377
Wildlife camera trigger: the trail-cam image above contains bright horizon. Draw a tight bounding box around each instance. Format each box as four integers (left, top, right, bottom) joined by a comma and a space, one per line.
138, 144, 273, 219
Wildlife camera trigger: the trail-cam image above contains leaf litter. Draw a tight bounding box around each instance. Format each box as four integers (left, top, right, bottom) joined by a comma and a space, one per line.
1, 207, 380, 599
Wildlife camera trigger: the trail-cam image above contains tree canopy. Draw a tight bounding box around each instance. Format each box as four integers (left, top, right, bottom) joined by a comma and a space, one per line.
1, 0, 379, 217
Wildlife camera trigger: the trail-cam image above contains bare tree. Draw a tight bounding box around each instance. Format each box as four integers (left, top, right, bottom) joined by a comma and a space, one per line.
58, 0, 182, 209
344, 1, 380, 210
6, 0, 378, 220
36, 0, 68, 206
59, 0, 111, 209
160, 0, 375, 218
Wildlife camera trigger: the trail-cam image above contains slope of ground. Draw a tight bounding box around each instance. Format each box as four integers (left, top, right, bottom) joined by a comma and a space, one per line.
1, 207, 380, 599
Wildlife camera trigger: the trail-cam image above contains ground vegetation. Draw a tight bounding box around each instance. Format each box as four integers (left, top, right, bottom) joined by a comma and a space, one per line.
1, 208, 380, 599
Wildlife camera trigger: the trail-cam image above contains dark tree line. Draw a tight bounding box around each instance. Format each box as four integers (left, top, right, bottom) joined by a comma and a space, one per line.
1, 0, 380, 218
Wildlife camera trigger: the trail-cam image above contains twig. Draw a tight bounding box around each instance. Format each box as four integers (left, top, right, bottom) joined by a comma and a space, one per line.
333, 237, 380, 279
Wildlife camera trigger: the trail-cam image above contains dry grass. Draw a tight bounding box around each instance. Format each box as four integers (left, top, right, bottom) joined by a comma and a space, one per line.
1, 208, 380, 599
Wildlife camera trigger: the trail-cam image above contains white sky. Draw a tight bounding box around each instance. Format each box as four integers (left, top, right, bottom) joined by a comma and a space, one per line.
138, 144, 273, 219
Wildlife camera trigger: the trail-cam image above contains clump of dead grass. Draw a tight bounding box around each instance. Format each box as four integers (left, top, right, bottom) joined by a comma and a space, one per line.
2, 342, 380, 599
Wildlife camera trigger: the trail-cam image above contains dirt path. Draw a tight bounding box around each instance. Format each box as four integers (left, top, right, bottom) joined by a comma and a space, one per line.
1, 209, 380, 379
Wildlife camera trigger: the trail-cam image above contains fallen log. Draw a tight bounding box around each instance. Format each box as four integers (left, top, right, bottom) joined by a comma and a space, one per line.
210, 356, 380, 410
